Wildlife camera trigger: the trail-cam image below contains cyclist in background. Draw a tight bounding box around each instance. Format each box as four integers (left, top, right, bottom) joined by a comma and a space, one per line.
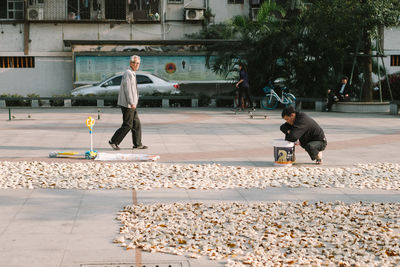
236, 62, 254, 111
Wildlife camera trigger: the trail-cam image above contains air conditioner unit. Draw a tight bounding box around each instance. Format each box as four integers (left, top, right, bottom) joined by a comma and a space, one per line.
251, 8, 260, 21
185, 9, 204, 21
251, 0, 261, 5
27, 7, 44, 20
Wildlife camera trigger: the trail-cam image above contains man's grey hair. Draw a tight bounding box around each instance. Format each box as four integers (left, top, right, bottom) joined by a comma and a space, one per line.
130, 55, 140, 62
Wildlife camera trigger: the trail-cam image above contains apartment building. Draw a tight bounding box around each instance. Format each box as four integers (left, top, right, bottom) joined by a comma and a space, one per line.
0, 0, 399, 96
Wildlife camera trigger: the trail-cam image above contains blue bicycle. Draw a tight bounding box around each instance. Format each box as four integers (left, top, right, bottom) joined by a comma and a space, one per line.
261, 83, 296, 110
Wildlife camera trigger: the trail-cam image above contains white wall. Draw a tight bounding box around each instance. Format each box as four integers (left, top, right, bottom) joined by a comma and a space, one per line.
163, 22, 202, 39
30, 24, 65, 51
166, 1, 185, 20
0, 56, 72, 97
210, 1, 250, 24
0, 24, 24, 52
384, 27, 400, 74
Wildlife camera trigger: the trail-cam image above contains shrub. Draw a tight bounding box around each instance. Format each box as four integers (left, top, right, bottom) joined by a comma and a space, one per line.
0, 94, 29, 106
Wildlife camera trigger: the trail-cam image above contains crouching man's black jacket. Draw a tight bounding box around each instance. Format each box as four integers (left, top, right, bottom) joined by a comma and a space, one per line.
280, 112, 326, 148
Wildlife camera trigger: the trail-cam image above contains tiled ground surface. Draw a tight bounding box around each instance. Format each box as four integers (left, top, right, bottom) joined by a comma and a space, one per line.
0, 107, 399, 266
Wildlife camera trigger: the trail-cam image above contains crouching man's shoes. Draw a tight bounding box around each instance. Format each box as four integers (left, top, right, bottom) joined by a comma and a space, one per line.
108, 141, 120, 150
316, 152, 323, 164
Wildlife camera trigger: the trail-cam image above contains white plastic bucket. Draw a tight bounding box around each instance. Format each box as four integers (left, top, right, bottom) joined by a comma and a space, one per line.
273, 139, 295, 166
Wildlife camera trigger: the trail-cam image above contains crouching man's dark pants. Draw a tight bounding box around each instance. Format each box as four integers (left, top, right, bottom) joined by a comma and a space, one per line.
304, 140, 327, 160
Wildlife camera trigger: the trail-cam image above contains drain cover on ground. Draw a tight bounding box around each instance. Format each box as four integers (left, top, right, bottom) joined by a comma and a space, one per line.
79, 262, 190, 267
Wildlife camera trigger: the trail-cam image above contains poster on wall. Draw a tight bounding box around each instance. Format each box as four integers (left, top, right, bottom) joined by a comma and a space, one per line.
75, 55, 233, 84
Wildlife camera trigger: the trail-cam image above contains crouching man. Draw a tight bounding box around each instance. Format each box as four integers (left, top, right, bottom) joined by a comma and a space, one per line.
280, 106, 327, 164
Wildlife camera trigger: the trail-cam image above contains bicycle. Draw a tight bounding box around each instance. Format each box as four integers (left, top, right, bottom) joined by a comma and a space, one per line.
260, 83, 296, 110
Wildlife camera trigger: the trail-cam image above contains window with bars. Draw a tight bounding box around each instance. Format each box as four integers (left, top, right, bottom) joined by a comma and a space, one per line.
1, 0, 162, 21
129, 0, 160, 21
0, 57, 35, 68
0, 0, 24, 20
391, 55, 400, 67
28, 0, 44, 5
228, 0, 244, 4
67, 0, 91, 20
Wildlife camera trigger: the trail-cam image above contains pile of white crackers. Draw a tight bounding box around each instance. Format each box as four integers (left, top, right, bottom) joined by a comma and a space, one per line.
115, 201, 400, 266
0, 161, 399, 190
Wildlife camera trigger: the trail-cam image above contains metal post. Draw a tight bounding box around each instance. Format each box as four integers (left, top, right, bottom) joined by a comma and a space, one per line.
77, 0, 80, 19
381, 56, 393, 101
8, 107, 11, 121
97, 109, 100, 120
376, 28, 383, 102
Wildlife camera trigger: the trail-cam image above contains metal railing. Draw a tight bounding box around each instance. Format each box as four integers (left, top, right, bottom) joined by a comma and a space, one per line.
1, 0, 161, 22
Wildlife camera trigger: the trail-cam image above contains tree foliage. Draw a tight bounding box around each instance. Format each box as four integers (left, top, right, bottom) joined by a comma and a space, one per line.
189, 0, 400, 100
302, 0, 400, 100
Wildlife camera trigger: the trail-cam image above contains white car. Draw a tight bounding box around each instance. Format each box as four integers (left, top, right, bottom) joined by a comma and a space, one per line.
71, 72, 180, 96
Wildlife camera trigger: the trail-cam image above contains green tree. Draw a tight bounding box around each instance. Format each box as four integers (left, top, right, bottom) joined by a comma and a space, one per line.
200, 1, 289, 95
294, 0, 400, 100
189, 0, 400, 100
292, 0, 361, 97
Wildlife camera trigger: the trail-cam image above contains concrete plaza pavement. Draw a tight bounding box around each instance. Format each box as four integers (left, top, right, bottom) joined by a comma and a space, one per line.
1, 107, 399, 166
0, 107, 399, 267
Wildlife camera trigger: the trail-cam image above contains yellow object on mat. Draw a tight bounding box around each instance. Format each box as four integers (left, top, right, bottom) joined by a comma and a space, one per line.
49, 151, 83, 158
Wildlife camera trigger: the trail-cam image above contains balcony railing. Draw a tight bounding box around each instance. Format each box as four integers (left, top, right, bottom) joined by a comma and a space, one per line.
0, 0, 161, 22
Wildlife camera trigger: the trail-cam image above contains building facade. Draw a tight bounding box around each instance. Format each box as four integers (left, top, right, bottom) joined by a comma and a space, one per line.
0, 0, 252, 96
0, 0, 399, 96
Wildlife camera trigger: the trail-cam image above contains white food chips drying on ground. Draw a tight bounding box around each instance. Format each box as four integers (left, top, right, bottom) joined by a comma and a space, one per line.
115, 201, 400, 266
0, 161, 399, 190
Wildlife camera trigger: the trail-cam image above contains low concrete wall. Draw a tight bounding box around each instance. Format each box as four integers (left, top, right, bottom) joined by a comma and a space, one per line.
331, 102, 390, 113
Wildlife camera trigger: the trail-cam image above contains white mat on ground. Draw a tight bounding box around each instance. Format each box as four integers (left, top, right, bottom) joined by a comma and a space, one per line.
95, 152, 160, 161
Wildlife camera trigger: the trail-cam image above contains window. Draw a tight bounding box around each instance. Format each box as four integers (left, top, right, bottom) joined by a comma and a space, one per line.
137, 75, 152, 84
168, 0, 183, 3
0, 0, 24, 20
110, 76, 122, 86
129, 0, 160, 21
391, 55, 400, 67
67, 0, 91, 20
105, 0, 126, 20
0, 57, 35, 68
28, 0, 44, 5
228, 0, 244, 4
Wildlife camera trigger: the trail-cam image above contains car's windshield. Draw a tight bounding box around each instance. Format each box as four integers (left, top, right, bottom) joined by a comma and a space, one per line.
102, 75, 122, 87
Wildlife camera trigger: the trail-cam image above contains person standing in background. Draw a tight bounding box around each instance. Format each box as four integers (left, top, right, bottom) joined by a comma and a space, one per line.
236, 62, 254, 111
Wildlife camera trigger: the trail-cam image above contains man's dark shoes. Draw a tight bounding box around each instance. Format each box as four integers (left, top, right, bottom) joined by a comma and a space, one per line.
108, 140, 120, 150
133, 145, 148, 149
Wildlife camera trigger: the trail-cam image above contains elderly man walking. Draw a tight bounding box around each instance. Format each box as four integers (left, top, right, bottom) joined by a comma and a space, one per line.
108, 55, 148, 150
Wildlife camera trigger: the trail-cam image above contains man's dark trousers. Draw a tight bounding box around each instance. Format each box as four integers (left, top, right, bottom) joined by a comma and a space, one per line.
304, 140, 327, 160
238, 85, 253, 109
110, 106, 142, 147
